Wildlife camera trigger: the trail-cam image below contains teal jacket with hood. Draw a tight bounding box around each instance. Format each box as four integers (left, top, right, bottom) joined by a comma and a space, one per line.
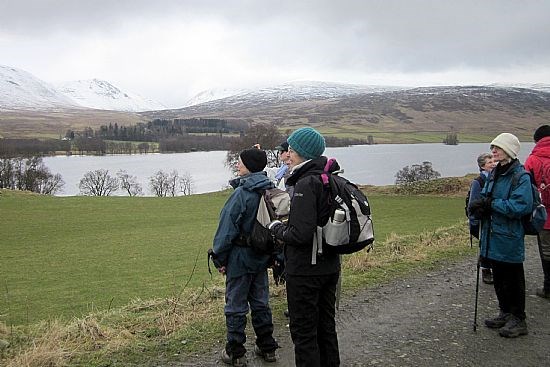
479, 159, 533, 263
212, 171, 273, 278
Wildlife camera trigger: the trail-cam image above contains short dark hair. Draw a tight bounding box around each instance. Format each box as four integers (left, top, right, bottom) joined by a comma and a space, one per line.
534, 125, 550, 142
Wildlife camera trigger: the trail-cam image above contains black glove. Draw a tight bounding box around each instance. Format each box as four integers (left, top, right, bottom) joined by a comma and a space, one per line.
268, 220, 283, 236
272, 258, 286, 286
469, 223, 480, 239
469, 197, 492, 219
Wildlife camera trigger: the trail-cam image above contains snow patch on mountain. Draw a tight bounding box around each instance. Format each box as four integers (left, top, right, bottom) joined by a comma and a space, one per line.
183, 81, 405, 108
55, 79, 167, 112
181, 80, 407, 110
0, 65, 79, 110
184, 87, 250, 107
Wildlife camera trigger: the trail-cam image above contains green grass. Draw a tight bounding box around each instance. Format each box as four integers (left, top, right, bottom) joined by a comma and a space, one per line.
0, 191, 229, 325
0, 189, 463, 326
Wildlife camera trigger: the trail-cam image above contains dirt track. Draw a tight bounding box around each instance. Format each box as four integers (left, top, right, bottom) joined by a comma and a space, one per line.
180, 237, 550, 366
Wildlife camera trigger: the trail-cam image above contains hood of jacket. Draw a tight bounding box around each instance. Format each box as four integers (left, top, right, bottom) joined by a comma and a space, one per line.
229, 171, 273, 192
530, 136, 550, 160
286, 156, 340, 186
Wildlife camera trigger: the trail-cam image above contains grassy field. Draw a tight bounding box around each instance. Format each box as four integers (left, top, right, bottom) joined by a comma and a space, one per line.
0, 186, 472, 366
0, 188, 465, 326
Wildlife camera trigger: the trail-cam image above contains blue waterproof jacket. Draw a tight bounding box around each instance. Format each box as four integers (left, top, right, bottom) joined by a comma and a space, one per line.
479, 160, 533, 263
212, 171, 274, 278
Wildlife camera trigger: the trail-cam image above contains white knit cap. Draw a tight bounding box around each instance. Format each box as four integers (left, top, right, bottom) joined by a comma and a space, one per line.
491, 133, 520, 159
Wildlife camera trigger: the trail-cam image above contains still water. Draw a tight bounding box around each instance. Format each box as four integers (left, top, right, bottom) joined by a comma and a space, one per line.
43, 143, 535, 196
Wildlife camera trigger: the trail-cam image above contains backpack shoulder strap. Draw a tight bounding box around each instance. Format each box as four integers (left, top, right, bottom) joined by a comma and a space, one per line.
508, 169, 531, 198
475, 175, 484, 187
321, 158, 337, 186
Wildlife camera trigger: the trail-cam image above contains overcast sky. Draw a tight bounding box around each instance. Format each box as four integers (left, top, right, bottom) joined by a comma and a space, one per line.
2, 0, 550, 108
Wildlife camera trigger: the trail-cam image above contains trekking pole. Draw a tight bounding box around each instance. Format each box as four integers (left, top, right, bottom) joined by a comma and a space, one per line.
473, 253, 481, 332
335, 256, 342, 310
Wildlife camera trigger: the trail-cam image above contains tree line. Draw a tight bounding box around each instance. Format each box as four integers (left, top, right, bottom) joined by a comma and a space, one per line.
78, 169, 194, 197
65, 118, 247, 143
0, 157, 65, 194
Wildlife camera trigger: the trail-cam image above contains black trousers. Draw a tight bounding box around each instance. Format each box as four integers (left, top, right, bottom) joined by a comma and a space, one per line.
538, 230, 550, 292
286, 272, 340, 367
490, 259, 526, 320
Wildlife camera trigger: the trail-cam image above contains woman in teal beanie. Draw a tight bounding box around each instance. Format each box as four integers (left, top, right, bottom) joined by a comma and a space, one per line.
270, 126, 341, 366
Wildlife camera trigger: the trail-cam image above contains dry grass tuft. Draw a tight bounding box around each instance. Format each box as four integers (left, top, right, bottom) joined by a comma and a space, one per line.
7, 320, 71, 367
1, 284, 227, 366
344, 221, 469, 272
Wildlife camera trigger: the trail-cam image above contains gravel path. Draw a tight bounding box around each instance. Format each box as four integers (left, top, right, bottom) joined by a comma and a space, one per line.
180, 237, 550, 366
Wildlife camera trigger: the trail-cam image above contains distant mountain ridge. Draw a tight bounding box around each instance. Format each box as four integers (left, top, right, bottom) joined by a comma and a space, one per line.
3, 64, 550, 142
0, 65, 79, 110
54, 79, 166, 112
0, 65, 165, 112
143, 83, 550, 143
183, 81, 405, 107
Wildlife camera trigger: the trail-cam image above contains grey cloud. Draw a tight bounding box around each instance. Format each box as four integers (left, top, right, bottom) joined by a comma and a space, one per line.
2, 0, 549, 75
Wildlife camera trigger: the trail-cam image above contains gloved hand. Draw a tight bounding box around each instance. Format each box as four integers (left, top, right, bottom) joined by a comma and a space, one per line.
469, 223, 480, 239
268, 220, 282, 231
469, 197, 492, 219
272, 259, 285, 286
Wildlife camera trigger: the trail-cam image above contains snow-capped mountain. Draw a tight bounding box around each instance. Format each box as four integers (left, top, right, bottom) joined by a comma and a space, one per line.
184, 87, 250, 107
0, 65, 166, 112
55, 79, 166, 112
489, 83, 550, 93
0, 65, 79, 110
183, 80, 405, 108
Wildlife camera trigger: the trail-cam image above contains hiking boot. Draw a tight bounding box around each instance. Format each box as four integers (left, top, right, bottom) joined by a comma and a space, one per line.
484, 312, 511, 329
254, 345, 277, 362
221, 349, 247, 367
481, 268, 493, 284
536, 287, 550, 299
499, 315, 528, 338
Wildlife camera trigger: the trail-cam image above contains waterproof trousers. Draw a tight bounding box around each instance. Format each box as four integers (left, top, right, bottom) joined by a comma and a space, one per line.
491, 259, 526, 320
286, 272, 340, 367
224, 270, 278, 358
537, 230, 550, 292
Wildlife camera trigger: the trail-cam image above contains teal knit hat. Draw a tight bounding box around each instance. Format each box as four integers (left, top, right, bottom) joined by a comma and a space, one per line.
287, 127, 325, 160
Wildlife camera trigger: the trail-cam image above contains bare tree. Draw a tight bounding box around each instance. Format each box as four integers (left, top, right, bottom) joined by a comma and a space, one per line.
149, 170, 171, 197
36, 173, 65, 195
225, 123, 283, 175
0, 157, 64, 194
167, 170, 179, 197
79, 169, 119, 196
179, 171, 194, 195
137, 142, 150, 154
117, 170, 143, 196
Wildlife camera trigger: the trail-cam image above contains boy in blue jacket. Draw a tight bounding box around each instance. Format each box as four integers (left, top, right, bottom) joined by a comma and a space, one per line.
212, 148, 279, 366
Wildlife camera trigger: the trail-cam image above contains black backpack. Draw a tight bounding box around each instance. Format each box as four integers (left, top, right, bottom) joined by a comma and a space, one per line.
510, 170, 547, 236
315, 158, 374, 258
465, 175, 484, 218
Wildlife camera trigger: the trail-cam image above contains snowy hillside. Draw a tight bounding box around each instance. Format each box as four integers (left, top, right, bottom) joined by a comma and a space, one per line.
183, 80, 404, 107
184, 87, 250, 107
0, 65, 79, 110
55, 79, 166, 112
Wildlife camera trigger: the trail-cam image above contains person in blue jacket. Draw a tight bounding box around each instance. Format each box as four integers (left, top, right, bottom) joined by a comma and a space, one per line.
469, 133, 533, 338
212, 148, 279, 366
